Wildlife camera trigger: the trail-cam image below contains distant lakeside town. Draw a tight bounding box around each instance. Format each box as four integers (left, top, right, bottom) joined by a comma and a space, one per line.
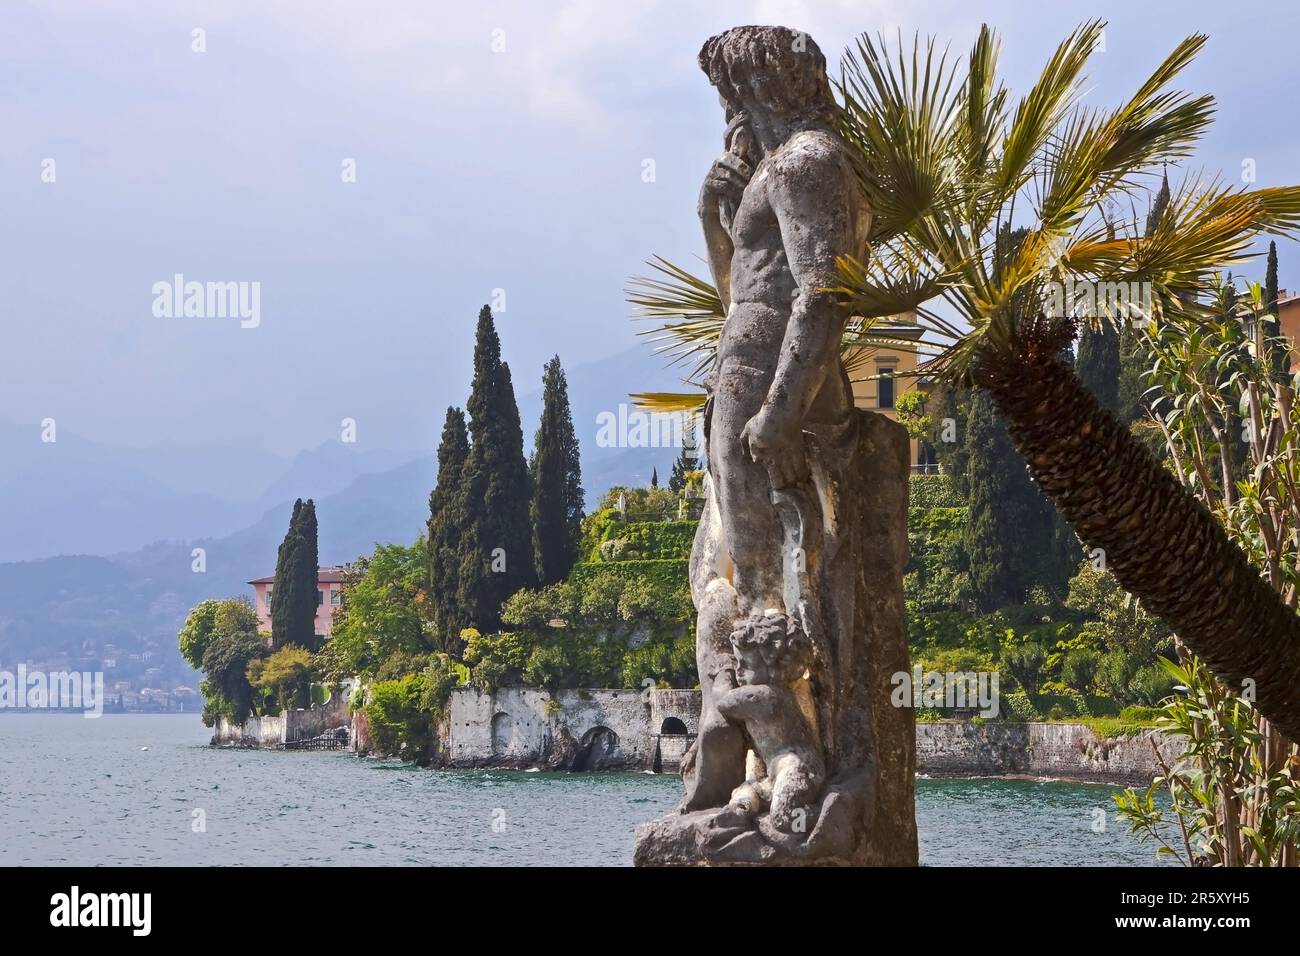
0, 644, 199, 713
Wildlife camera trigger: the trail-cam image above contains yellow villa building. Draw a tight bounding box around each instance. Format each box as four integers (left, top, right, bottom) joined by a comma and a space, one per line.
843, 318, 939, 472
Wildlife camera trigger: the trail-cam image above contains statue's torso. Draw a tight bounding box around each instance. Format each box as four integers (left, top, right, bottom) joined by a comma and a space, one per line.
718, 128, 867, 394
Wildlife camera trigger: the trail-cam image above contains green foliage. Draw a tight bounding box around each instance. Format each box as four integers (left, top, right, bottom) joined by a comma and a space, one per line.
598, 521, 697, 561
329, 541, 433, 678
620, 630, 698, 690
457, 305, 536, 631
1264, 240, 1287, 382
1003, 691, 1040, 722
1118, 705, 1162, 723
905, 506, 969, 612
360, 654, 469, 765
427, 406, 470, 652
1060, 648, 1102, 693
912, 646, 996, 677
1000, 643, 1047, 696
579, 489, 690, 560
310, 629, 355, 686
1114, 657, 1300, 866
461, 628, 529, 692
530, 356, 585, 586
363, 674, 435, 764
271, 498, 320, 651
177, 599, 220, 670
199, 607, 268, 727
908, 473, 965, 509
1080, 717, 1150, 738
1037, 682, 1091, 719
1116, 174, 1171, 425
466, 569, 694, 693
579, 507, 622, 560
247, 645, 312, 713
1066, 562, 1172, 656
667, 444, 698, 494
569, 558, 689, 594
894, 390, 931, 441
595, 486, 679, 520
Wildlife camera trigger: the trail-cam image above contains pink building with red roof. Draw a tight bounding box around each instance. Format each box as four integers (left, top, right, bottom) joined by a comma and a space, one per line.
247, 566, 348, 641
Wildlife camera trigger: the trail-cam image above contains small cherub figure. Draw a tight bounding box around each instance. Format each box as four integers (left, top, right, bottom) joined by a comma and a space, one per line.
714, 609, 825, 832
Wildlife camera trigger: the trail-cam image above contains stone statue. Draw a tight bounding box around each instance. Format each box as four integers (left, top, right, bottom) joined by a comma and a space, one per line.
634, 25, 918, 866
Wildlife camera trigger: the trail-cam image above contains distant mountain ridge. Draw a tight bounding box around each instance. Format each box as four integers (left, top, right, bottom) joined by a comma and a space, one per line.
0, 343, 692, 671
0, 419, 423, 562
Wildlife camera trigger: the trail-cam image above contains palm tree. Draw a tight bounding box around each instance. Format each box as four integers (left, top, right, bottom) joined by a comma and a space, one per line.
631, 20, 1300, 739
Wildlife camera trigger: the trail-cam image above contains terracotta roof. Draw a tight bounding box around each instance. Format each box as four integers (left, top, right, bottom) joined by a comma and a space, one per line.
248, 566, 348, 586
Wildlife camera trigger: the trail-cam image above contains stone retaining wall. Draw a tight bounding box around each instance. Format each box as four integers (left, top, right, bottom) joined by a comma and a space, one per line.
211, 712, 286, 747
222, 681, 1177, 786
915, 721, 1179, 785
437, 687, 699, 771
211, 685, 353, 748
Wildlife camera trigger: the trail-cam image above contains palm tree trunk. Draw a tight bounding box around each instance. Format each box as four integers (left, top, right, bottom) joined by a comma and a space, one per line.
976, 343, 1300, 741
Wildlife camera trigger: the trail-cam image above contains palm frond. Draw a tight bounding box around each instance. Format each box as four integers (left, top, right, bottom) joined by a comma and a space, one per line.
838, 31, 965, 242
991, 19, 1102, 200
630, 21, 1296, 395
629, 392, 707, 413
626, 255, 725, 320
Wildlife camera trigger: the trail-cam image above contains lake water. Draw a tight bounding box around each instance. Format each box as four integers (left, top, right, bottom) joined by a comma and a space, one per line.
0, 714, 1173, 866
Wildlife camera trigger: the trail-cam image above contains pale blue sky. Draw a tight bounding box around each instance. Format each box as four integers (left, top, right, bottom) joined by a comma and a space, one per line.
3, 0, 1298, 459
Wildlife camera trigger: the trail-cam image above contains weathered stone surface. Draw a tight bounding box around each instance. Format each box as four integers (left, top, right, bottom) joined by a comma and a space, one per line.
429, 687, 699, 771
634, 24, 918, 866
916, 722, 1181, 785
638, 411, 917, 864
211, 688, 352, 748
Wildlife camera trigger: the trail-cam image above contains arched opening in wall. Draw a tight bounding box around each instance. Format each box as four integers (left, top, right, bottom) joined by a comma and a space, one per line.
660, 717, 688, 736
571, 726, 619, 772
490, 712, 513, 756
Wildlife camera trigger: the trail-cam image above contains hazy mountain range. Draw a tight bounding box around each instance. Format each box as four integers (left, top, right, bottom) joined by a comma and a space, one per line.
0, 345, 689, 668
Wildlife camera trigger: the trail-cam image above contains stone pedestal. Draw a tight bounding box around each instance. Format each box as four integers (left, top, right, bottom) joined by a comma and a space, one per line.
634, 409, 917, 866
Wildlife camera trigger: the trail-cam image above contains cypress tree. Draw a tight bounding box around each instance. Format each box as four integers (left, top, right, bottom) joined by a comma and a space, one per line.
296, 499, 320, 651
428, 406, 470, 651
651, 467, 659, 489
964, 391, 1050, 611
1117, 171, 1171, 424
665, 444, 696, 494
1264, 241, 1288, 382
529, 356, 584, 586
930, 383, 970, 497
1076, 205, 1121, 411
270, 499, 301, 649
457, 306, 535, 630
1076, 320, 1120, 412
270, 498, 319, 651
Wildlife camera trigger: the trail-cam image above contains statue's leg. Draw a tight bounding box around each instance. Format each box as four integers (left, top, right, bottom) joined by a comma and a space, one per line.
681, 577, 747, 811
680, 384, 755, 813
682, 668, 747, 811
711, 362, 786, 613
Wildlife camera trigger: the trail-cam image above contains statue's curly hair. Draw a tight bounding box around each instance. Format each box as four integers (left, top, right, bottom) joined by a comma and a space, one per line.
698, 25, 836, 123
731, 611, 813, 686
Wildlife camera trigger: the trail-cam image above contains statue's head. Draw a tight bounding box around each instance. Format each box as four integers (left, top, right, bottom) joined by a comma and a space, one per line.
699, 26, 835, 125
731, 610, 812, 687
